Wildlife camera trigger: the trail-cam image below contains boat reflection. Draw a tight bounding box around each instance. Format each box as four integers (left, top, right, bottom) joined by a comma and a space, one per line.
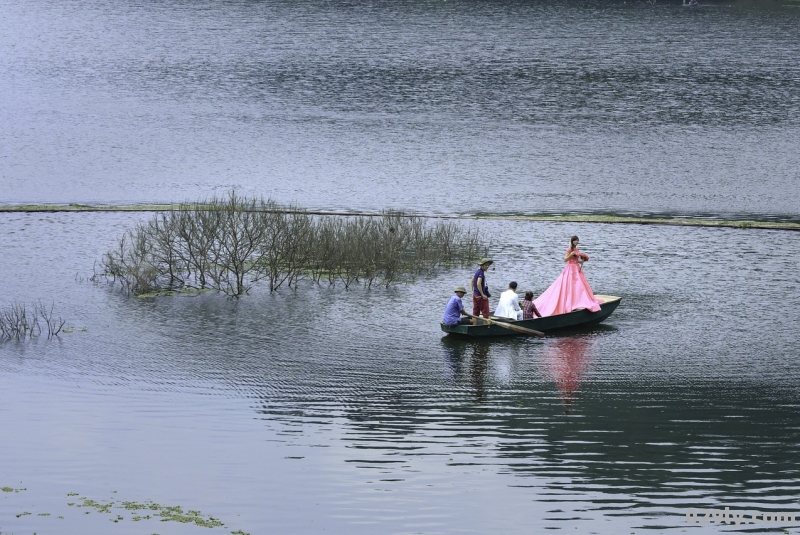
441, 337, 492, 401
539, 335, 597, 414
468, 342, 491, 402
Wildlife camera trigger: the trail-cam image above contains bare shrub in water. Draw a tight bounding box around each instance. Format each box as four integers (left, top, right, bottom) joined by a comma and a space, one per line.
35, 301, 66, 339
100, 193, 487, 297
0, 301, 65, 341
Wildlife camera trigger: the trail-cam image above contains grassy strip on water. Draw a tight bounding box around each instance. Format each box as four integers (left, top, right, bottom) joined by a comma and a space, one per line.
2, 203, 798, 231
479, 213, 800, 231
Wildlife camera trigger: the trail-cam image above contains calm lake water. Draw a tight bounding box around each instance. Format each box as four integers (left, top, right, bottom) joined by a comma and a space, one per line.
2, 0, 800, 219
2, 213, 800, 534
2, 0, 800, 534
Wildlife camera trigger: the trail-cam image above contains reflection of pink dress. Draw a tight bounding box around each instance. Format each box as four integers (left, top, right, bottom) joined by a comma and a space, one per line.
540, 337, 596, 413
541, 337, 594, 395
533, 248, 601, 316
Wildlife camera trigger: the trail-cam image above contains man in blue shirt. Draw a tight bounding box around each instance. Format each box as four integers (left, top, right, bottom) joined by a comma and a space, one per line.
442, 286, 470, 326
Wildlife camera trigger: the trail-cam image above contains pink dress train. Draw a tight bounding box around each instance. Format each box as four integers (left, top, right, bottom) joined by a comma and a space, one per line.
533, 248, 601, 316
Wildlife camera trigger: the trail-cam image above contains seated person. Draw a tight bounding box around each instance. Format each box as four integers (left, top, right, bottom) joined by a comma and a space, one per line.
495, 281, 523, 321
442, 286, 471, 326
521, 291, 543, 320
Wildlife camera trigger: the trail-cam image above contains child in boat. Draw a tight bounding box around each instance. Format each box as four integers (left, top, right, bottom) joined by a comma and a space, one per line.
521, 291, 543, 320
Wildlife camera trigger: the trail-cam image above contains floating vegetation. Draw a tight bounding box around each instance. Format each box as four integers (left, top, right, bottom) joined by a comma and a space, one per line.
2, 485, 248, 533
0, 203, 191, 212
483, 213, 800, 231
67, 494, 237, 530
4, 203, 799, 231
98, 192, 487, 297
0, 302, 65, 342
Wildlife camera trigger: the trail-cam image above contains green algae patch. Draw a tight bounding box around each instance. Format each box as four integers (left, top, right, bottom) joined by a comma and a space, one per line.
67, 495, 234, 530
2, 487, 249, 533
77, 498, 114, 513
119, 501, 224, 527
159, 506, 224, 528
134, 287, 214, 299
135, 290, 176, 298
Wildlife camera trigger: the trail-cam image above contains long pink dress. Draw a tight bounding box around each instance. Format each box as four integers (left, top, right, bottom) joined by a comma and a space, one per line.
533, 247, 601, 316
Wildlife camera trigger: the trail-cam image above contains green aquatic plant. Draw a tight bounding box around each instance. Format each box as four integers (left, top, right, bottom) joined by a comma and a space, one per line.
66, 495, 233, 530
158, 506, 224, 528
78, 498, 113, 513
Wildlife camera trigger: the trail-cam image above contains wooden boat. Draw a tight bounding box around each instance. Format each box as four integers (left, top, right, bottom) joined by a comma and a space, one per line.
440, 295, 621, 338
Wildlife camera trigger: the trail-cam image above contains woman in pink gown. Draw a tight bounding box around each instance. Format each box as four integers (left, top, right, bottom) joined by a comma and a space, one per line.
534, 235, 601, 316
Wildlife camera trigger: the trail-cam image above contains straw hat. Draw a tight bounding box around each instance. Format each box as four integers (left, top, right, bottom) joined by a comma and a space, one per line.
454, 286, 467, 294
478, 258, 493, 266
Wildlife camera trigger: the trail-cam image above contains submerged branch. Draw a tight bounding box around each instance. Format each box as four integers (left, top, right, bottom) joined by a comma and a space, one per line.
0, 301, 65, 342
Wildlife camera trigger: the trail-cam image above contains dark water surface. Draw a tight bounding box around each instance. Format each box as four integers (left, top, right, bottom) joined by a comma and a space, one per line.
2, 0, 799, 219
1, 212, 799, 534
2, 0, 800, 533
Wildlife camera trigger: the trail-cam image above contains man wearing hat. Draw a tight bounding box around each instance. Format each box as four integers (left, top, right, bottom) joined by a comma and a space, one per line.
442, 286, 471, 326
471, 258, 493, 325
